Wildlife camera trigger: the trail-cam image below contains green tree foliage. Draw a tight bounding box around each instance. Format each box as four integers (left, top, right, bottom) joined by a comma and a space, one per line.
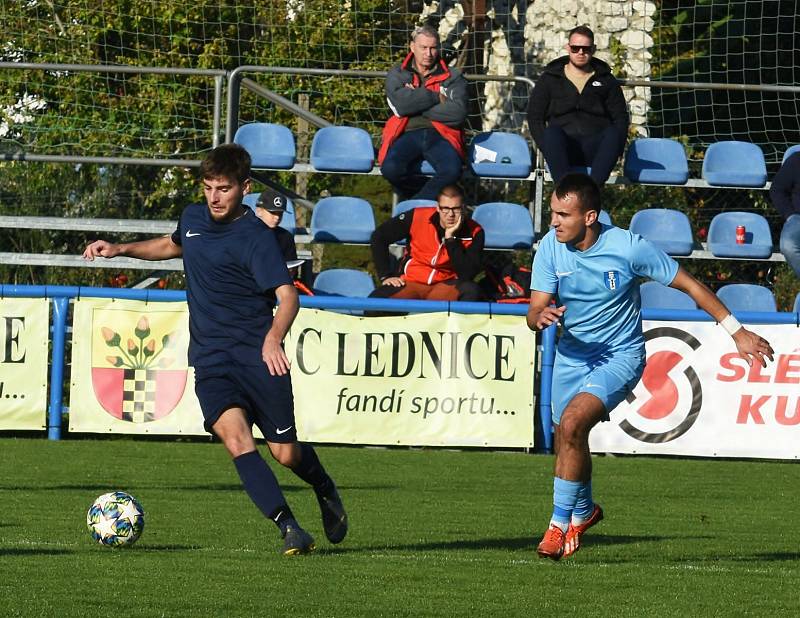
0, 0, 408, 285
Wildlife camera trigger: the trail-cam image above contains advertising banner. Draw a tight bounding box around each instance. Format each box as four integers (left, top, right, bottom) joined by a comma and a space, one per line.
286, 309, 535, 447
0, 298, 48, 430
590, 321, 800, 459
69, 298, 206, 435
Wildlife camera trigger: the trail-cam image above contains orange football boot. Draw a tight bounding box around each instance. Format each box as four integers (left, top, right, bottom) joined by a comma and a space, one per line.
563, 504, 604, 558
536, 524, 566, 560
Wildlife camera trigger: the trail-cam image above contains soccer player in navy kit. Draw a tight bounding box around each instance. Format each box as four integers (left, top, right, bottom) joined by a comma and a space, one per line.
528, 174, 774, 560
83, 144, 347, 555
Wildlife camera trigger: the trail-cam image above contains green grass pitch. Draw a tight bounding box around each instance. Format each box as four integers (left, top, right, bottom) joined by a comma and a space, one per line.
0, 437, 797, 616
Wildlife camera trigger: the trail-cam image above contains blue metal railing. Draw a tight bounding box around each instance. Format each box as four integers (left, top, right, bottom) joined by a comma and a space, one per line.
3, 283, 797, 449
0, 285, 547, 446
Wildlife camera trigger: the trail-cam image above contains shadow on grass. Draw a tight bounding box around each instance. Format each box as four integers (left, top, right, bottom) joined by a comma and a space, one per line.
716, 552, 800, 563
134, 544, 202, 552
315, 533, 690, 556
0, 548, 73, 556
0, 483, 396, 493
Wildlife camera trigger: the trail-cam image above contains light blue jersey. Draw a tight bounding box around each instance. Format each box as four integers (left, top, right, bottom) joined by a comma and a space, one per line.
532, 224, 679, 362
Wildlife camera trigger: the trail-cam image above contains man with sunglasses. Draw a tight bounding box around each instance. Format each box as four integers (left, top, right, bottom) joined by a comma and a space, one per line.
368, 184, 484, 302
527, 26, 629, 187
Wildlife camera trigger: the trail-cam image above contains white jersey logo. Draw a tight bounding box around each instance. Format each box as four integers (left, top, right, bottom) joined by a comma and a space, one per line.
556, 270, 574, 278
185, 230, 201, 238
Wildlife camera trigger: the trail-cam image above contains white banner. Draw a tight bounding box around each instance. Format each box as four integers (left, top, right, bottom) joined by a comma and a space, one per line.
0, 298, 49, 430
287, 309, 535, 447
591, 321, 800, 459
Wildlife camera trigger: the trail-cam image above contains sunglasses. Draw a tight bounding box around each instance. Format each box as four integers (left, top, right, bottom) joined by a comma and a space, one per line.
569, 45, 593, 54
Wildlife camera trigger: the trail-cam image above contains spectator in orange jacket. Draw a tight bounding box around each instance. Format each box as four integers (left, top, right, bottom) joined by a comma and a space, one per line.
378, 24, 468, 201
369, 184, 484, 302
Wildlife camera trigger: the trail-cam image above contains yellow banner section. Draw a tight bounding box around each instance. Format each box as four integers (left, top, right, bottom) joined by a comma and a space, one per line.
69, 298, 206, 435
286, 309, 535, 447
0, 298, 48, 430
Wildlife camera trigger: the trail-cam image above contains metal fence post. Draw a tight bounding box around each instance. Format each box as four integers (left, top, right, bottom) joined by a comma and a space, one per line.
47, 296, 69, 440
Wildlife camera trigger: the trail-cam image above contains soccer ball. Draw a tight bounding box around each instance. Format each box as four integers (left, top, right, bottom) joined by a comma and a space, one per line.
86, 491, 145, 547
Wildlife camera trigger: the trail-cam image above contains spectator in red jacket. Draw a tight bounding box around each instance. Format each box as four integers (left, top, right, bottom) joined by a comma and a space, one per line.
369, 184, 484, 302
378, 24, 468, 201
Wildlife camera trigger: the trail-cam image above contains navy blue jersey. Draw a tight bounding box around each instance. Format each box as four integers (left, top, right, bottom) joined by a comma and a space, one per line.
171, 204, 292, 367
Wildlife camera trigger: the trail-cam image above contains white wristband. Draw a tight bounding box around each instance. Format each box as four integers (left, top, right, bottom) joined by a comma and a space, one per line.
720, 314, 742, 336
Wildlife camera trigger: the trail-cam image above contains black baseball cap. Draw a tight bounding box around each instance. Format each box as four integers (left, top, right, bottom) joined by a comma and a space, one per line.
256, 188, 288, 213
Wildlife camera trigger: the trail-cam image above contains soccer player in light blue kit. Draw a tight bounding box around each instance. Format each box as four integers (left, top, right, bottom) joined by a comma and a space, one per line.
527, 174, 774, 560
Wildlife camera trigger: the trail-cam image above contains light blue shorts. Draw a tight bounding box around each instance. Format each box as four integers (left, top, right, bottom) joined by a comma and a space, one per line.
551, 350, 645, 425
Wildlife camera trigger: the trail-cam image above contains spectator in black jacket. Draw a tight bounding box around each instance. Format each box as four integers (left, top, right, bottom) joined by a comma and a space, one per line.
253, 188, 301, 277
768, 152, 800, 278
527, 26, 629, 187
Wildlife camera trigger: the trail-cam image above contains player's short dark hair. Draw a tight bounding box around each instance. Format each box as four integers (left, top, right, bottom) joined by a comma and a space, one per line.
568, 25, 594, 44
437, 184, 465, 203
554, 173, 600, 214
200, 144, 251, 184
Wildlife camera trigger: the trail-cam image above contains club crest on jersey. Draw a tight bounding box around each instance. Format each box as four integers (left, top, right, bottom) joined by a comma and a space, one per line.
603, 270, 619, 291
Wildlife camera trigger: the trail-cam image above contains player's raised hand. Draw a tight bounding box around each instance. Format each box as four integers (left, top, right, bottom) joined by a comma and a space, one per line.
732, 328, 774, 368
262, 337, 291, 376
536, 305, 566, 330
83, 240, 120, 261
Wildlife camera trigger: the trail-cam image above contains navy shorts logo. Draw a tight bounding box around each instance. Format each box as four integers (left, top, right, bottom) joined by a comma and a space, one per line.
603, 271, 619, 290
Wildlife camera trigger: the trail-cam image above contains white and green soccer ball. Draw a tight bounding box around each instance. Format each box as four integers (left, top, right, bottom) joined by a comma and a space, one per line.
86, 491, 145, 547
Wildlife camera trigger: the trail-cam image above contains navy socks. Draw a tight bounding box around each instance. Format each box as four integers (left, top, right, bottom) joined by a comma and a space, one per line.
290, 443, 334, 495
233, 450, 295, 533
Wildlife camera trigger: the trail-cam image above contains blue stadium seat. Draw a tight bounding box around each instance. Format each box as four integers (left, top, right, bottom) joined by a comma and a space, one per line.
794, 292, 800, 314
629, 208, 694, 256
313, 268, 375, 297
233, 122, 297, 170
233, 123, 296, 169
782, 145, 800, 164
310, 196, 375, 243
717, 284, 777, 312
623, 138, 689, 185
242, 192, 296, 234
468, 132, 532, 178
407, 160, 436, 175
310, 126, 374, 172
640, 281, 696, 310
313, 268, 375, 316
392, 199, 436, 217
471, 202, 534, 249
701, 141, 767, 187
707, 212, 773, 259
598, 210, 612, 226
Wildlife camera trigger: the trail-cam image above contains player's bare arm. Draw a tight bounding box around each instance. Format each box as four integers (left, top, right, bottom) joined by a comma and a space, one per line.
83, 235, 182, 262
526, 290, 566, 331
262, 283, 300, 376
670, 267, 774, 367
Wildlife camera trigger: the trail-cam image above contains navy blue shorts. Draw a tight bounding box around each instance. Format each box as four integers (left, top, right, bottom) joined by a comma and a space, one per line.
193, 364, 297, 443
